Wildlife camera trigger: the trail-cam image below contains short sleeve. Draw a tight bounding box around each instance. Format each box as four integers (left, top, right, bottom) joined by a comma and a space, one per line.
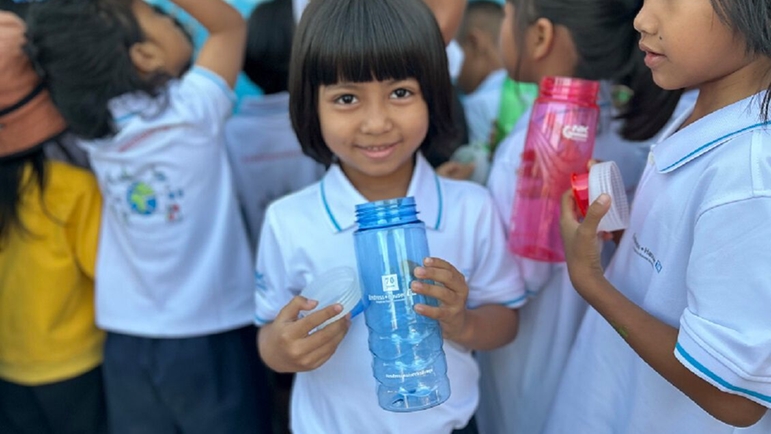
67, 173, 102, 279
171, 66, 236, 133
254, 205, 296, 325
676, 197, 771, 408
465, 194, 527, 309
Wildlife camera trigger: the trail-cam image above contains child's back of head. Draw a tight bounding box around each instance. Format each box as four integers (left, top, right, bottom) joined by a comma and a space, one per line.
243, 0, 293, 95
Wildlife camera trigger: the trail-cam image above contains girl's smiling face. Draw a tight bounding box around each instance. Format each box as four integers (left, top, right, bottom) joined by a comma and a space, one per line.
317, 78, 429, 198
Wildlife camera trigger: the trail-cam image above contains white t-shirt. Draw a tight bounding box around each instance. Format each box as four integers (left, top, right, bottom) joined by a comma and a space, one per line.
476, 85, 694, 434
81, 67, 254, 337
225, 92, 325, 252
255, 154, 526, 434
462, 69, 507, 146
544, 93, 771, 434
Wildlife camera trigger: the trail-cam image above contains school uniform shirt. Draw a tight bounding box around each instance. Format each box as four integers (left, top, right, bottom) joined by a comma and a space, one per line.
0, 162, 104, 385
255, 153, 526, 434
225, 92, 325, 253
462, 69, 507, 146
79, 66, 254, 338
476, 84, 685, 434
544, 93, 771, 433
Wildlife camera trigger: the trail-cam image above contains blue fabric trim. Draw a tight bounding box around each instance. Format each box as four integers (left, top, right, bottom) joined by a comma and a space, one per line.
254, 315, 273, 326
433, 174, 443, 230
113, 112, 138, 124
503, 294, 528, 307
662, 122, 771, 172
190, 66, 237, 104
675, 343, 771, 404
320, 179, 342, 232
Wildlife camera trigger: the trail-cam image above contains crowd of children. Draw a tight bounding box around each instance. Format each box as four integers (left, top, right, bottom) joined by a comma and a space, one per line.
0, 0, 769, 433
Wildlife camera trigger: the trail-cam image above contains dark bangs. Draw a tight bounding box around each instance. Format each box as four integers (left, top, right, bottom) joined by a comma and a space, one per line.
290, 0, 456, 166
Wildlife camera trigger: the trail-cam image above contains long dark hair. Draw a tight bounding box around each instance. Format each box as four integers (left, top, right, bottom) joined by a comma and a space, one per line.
507, 0, 682, 141
711, 0, 771, 121
0, 148, 46, 245
25, 0, 171, 140
288, 0, 457, 166
243, 0, 294, 94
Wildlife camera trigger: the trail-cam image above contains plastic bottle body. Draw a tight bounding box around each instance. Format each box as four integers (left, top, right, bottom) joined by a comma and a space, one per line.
353, 197, 451, 412
508, 77, 600, 262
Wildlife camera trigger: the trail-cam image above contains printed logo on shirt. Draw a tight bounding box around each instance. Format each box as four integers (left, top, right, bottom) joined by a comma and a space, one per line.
255, 272, 267, 292
102, 166, 184, 224
632, 233, 663, 273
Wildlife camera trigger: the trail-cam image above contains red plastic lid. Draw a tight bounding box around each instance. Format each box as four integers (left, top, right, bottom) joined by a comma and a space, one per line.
571, 172, 589, 216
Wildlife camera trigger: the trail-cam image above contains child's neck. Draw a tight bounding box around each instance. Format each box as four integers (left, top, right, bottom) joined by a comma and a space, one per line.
682, 56, 771, 130
341, 157, 415, 202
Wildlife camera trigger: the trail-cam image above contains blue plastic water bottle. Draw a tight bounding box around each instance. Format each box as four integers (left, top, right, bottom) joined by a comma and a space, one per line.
353, 197, 451, 412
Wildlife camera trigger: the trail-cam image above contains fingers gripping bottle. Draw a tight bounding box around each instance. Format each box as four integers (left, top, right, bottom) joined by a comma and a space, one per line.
508, 76, 600, 262
353, 197, 451, 412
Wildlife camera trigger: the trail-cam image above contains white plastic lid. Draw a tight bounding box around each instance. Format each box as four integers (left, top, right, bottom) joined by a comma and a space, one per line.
299, 266, 361, 331
588, 161, 630, 232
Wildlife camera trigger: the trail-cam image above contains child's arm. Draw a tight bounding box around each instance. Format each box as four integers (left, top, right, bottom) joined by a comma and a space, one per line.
559, 193, 767, 427
258, 297, 351, 373
172, 0, 246, 88
411, 257, 519, 351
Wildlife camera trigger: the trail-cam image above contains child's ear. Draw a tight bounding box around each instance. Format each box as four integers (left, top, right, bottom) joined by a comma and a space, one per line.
529, 17, 556, 61
129, 42, 164, 74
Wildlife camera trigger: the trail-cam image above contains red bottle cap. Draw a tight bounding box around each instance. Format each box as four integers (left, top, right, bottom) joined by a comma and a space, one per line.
571, 172, 590, 216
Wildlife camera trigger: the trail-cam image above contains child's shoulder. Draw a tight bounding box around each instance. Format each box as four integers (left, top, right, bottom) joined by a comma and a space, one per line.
264, 180, 322, 216
437, 176, 496, 211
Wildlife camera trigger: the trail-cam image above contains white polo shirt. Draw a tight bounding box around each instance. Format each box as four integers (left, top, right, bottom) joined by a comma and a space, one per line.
544, 93, 771, 433
255, 153, 526, 434
80, 67, 255, 337
225, 92, 325, 252
462, 69, 508, 146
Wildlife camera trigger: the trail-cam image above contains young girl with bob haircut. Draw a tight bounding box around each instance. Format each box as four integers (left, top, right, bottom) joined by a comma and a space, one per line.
25, 0, 262, 432
553, 0, 771, 432
476, 0, 687, 432
254, 0, 526, 433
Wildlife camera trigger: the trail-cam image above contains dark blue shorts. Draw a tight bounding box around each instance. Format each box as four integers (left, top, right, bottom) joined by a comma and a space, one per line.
103, 326, 272, 434
0, 366, 107, 434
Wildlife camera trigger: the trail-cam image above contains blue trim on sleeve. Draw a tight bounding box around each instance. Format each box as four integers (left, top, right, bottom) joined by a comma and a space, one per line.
503, 294, 528, 307
675, 343, 771, 404
433, 174, 443, 230
662, 122, 771, 172
189, 66, 237, 104
320, 179, 342, 232
254, 314, 273, 326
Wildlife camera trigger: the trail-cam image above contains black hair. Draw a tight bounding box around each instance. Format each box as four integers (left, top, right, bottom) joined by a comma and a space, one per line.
457, 0, 504, 44
25, 0, 171, 140
243, 0, 294, 94
507, 0, 681, 141
288, 0, 457, 166
0, 148, 46, 245
710, 0, 771, 121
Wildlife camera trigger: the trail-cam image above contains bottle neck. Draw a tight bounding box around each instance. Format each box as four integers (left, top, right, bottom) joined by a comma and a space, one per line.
355, 197, 420, 230
538, 76, 600, 106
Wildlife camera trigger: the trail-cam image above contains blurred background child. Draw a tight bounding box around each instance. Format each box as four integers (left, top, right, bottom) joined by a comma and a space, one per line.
225, 0, 325, 253
0, 11, 105, 434
26, 0, 268, 432
476, 0, 685, 433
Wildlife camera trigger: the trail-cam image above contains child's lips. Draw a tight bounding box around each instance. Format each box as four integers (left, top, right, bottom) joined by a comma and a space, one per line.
639, 43, 665, 68
357, 142, 398, 159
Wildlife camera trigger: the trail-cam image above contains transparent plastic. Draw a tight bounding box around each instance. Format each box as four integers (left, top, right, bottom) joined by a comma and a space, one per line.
298, 266, 361, 331
353, 197, 451, 412
509, 76, 600, 262
571, 161, 630, 232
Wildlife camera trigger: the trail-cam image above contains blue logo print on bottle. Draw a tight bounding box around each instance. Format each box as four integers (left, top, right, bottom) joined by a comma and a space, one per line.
353, 197, 451, 412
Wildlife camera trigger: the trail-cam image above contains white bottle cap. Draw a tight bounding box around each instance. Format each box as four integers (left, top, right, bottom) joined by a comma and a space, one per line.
299, 266, 361, 331
588, 161, 630, 232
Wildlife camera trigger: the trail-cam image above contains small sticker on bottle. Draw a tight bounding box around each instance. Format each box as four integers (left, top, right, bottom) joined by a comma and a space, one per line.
381, 274, 399, 292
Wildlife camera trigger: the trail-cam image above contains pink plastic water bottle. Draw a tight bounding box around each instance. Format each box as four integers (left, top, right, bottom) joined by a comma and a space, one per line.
508, 76, 600, 262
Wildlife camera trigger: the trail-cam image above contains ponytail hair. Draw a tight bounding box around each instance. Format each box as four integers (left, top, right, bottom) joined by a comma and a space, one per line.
508, 0, 681, 140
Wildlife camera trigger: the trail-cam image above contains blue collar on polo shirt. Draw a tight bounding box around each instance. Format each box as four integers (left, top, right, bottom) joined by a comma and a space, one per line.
653, 92, 771, 174
319, 153, 444, 233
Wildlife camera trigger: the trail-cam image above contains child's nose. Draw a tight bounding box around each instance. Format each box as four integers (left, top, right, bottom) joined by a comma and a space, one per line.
633, 4, 656, 36
360, 104, 393, 135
